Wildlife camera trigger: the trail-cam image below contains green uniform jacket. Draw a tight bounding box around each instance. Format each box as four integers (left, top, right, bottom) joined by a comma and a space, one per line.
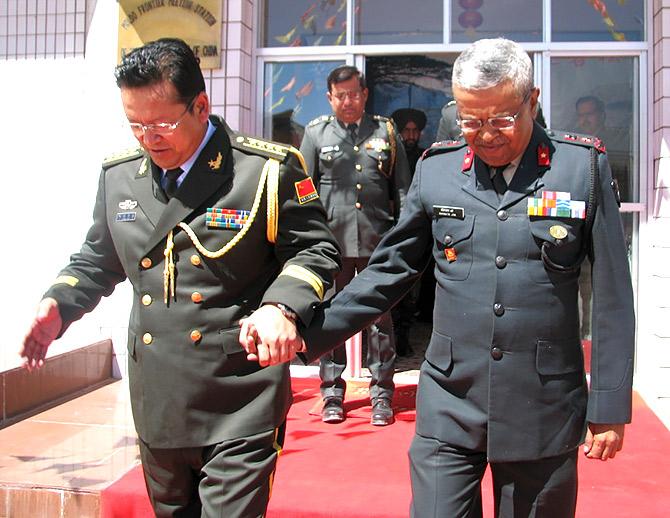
299, 113, 412, 258
45, 116, 340, 448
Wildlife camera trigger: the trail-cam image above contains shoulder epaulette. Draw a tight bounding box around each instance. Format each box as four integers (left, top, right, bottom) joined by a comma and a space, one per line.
307, 115, 334, 127
102, 146, 143, 169
373, 114, 390, 123
421, 139, 467, 159
232, 134, 292, 162
546, 129, 606, 153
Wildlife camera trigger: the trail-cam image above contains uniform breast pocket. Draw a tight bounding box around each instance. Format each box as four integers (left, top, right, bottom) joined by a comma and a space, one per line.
432, 215, 475, 281
364, 148, 390, 175
319, 148, 344, 169
527, 218, 585, 284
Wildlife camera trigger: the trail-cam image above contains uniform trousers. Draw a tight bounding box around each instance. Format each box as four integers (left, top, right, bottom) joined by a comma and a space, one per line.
319, 256, 396, 402
139, 423, 285, 518
409, 433, 578, 518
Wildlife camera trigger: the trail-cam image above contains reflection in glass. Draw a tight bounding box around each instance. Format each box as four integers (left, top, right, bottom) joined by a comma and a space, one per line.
450, 0, 541, 43
552, 0, 644, 42
550, 57, 638, 203
263, 0, 347, 48
263, 61, 345, 145
366, 55, 452, 149
354, 0, 442, 45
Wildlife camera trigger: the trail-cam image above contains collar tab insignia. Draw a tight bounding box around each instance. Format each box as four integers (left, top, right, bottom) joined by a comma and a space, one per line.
208, 151, 223, 170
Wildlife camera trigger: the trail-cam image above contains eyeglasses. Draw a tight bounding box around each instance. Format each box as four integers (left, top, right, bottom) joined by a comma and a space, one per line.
331, 89, 364, 102
128, 97, 196, 136
456, 91, 531, 133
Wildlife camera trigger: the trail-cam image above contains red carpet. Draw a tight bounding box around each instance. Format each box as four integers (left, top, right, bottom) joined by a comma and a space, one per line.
101, 377, 670, 518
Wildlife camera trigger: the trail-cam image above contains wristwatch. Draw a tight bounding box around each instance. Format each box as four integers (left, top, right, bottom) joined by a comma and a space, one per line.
275, 303, 298, 322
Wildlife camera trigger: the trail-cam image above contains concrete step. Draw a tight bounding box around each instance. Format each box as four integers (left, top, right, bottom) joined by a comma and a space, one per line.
0, 380, 139, 517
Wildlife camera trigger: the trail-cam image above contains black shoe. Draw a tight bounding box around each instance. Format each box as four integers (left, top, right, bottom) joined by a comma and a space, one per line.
321, 397, 345, 423
370, 399, 395, 426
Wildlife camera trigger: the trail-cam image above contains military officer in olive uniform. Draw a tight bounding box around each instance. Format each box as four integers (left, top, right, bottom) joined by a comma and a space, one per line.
21, 38, 340, 518
299, 65, 412, 426
248, 39, 635, 517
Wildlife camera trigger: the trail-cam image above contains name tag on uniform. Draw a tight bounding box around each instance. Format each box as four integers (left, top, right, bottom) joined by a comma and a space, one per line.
116, 212, 136, 222
433, 205, 464, 220
320, 145, 339, 153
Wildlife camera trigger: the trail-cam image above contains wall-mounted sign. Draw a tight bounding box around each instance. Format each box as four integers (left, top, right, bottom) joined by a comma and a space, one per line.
118, 1, 222, 69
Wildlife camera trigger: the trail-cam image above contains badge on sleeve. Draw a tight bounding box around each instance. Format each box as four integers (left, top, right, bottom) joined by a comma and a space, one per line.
295, 177, 319, 204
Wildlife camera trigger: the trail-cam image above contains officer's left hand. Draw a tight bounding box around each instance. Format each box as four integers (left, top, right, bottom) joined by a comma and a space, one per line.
239, 305, 304, 367
584, 423, 625, 460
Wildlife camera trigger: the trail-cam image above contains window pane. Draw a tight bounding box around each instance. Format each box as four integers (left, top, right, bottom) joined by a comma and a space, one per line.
263, 0, 347, 48
550, 57, 638, 203
366, 55, 453, 149
355, 0, 443, 45
552, 0, 644, 42
450, 0, 541, 43
263, 61, 345, 145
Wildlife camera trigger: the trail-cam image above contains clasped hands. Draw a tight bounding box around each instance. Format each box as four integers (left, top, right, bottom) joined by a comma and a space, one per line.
238, 304, 305, 367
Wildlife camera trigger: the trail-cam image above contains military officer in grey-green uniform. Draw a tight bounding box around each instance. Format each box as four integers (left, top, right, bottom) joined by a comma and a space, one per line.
299, 65, 412, 426
20, 38, 340, 518
247, 39, 634, 518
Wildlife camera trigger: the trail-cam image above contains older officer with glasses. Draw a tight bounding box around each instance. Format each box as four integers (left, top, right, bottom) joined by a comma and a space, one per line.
246, 38, 635, 518
21, 38, 339, 517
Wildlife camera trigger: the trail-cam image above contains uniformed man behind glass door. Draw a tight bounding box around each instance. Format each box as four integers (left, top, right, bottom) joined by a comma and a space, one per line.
296, 65, 412, 426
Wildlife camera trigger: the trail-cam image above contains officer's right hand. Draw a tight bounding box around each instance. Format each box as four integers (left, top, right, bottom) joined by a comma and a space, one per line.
20, 298, 61, 371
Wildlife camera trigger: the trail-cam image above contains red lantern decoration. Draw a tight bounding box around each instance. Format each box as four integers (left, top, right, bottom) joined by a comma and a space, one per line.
459, 0, 483, 9
458, 11, 483, 29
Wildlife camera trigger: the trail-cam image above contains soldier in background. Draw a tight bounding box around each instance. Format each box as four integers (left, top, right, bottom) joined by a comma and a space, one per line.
391, 107, 428, 356
299, 65, 412, 426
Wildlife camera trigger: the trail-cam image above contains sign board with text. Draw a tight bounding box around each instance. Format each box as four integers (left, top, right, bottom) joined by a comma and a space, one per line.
118, 0, 222, 69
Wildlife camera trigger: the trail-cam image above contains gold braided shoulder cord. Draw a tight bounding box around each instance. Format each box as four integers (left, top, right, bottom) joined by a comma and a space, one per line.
163, 158, 280, 304
266, 158, 279, 243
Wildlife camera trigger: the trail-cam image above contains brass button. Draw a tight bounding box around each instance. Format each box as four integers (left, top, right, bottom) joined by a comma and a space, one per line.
141, 257, 152, 269
497, 210, 508, 221
190, 329, 202, 342
142, 333, 153, 345
356, 183, 362, 190
353, 145, 359, 152
191, 292, 203, 303
495, 256, 507, 269
190, 254, 202, 266
355, 164, 362, 171
141, 294, 152, 306
493, 302, 505, 316
444, 235, 453, 246
355, 202, 362, 209
491, 347, 503, 360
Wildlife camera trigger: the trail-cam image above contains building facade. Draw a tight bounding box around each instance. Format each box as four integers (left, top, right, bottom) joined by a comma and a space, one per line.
1, 0, 668, 424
